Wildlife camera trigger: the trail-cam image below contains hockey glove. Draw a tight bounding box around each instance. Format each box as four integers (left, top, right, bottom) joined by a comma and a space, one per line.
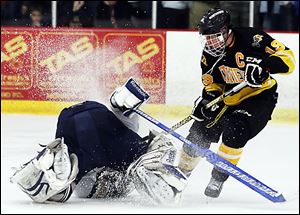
191, 91, 224, 122
110, 77, 150, 117
244, 56, 269, 88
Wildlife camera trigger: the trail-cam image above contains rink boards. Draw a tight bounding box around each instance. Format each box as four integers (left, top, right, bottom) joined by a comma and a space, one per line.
1, 28, 299, 123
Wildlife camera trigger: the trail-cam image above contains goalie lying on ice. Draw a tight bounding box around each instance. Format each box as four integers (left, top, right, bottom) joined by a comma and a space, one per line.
10, 78, 187, 204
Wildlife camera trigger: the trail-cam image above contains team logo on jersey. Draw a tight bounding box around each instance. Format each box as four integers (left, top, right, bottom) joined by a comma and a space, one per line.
202, 74, 213, 86
252, 34, 263, 48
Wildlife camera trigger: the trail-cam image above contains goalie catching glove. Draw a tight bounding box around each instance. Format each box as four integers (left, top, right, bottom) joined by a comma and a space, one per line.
127, 131, 188, 204
110, 77, 150, 117
10, 138, 79, 203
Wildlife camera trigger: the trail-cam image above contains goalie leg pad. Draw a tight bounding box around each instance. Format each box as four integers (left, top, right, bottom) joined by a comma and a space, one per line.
127, 135, 188, 204
132, 166, 179, 204
10, 138, 79, 203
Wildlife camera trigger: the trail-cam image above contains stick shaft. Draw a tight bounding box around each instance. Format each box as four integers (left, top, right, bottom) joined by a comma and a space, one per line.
205, 82, 248, 109
167, 82, 248, 131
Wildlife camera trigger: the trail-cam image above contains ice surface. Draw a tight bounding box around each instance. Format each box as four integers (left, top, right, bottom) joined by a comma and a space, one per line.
1, 114, 299, 214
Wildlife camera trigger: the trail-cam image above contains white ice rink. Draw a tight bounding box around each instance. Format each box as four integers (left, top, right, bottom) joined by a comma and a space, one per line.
1, 114, 299, 214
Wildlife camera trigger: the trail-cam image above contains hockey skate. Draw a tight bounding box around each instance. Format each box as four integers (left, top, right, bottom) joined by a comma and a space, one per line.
204, 177, 224, 198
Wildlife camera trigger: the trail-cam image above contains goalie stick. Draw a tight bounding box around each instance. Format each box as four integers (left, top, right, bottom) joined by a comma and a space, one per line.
133, 107, 286, 203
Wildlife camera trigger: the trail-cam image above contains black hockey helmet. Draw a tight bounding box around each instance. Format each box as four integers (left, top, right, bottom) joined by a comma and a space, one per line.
198, 8, 231, 35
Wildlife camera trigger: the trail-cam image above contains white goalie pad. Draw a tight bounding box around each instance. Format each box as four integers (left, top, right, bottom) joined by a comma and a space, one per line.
132, 165, 187, 205
10, 138, 79, 203
127, 132, 188, 204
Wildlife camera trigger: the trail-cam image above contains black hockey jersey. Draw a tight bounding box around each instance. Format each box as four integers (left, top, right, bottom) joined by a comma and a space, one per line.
200, 27, 295, 106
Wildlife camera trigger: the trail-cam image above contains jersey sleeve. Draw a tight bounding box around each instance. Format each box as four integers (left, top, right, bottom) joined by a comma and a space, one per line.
258, 30, 295, 74
110, 106, 139, 133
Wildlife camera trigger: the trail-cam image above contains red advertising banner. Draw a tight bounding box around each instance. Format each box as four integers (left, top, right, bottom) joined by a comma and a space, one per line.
1, 27, 166, 103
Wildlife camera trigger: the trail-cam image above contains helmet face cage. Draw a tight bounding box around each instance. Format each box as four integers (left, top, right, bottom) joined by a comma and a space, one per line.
200, 32, 226, 57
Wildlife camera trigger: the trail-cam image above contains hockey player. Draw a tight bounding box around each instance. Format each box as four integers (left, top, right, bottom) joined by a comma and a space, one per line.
10, 78, 187, 204
178, 8, 295, 198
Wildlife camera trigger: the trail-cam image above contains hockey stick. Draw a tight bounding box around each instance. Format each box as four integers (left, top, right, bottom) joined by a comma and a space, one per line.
140, 81, 248, 141
133, 108, 286, 203
168, 81, 248, 131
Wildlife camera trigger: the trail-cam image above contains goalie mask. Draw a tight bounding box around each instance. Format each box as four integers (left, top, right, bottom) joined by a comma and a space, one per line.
198, 8, 231, 57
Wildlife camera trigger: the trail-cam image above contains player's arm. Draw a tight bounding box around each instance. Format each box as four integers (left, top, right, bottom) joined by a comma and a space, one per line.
261, 31, 295, 74
110, 77, 150, 115
192, 54, 226, 122
243, 30, 295, 88
110, 77, 150, 132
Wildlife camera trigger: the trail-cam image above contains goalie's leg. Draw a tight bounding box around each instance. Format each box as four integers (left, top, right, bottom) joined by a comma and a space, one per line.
10, 138, 79, 203
127, 132, 188, 204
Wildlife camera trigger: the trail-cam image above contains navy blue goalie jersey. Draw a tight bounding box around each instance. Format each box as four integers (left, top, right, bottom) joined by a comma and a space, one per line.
55, 101, 149, 182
